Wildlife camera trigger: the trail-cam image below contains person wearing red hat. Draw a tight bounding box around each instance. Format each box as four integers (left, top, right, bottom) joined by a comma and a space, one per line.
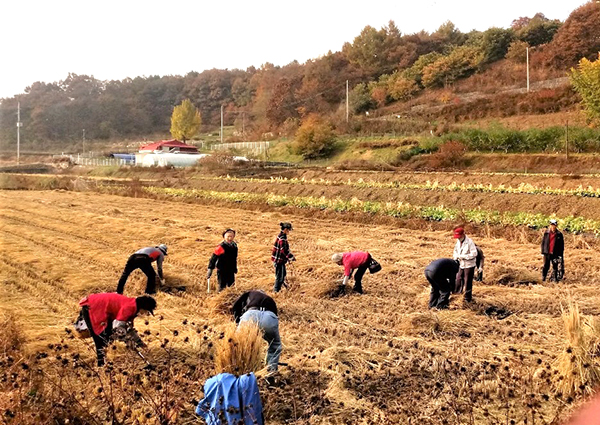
452, 227, 478, 302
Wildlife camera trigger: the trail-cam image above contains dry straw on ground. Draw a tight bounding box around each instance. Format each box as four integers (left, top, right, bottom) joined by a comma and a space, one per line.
0, 313, 23, 357
398, 310, 474, 338
3, 183, 600, 424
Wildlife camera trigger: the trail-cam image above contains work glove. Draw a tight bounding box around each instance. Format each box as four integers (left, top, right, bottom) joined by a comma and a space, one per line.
113, 326, 127, 339
207, 269, 213, 279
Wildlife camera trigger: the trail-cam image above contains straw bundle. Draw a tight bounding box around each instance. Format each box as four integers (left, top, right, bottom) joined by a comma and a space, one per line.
554, 301, 600, 396
0, 313, 24, 356
214, 322, 264, 376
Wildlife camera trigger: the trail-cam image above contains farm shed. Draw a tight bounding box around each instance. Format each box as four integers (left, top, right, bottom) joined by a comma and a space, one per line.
139, 139, 199, 153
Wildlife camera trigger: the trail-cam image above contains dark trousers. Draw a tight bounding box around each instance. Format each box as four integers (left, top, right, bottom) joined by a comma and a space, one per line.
273, 263, 287, 292
217, 270, 236, 291
352, 257, 371, 293
117, 254, 156, 294
543, 254, 564, 281
425, 270, 451, 309
456, 267, 474, 302
81, 306, 112, 366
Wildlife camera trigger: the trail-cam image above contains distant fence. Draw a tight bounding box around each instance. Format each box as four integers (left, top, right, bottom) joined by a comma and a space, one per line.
210, 141, 270, 154
52, 154, 129, 166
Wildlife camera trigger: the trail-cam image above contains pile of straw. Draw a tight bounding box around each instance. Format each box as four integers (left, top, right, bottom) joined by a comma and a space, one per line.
302, 280, 347, 298
488, 265, 539, 286
207, 288, 242, 316
398, 310, 474, 338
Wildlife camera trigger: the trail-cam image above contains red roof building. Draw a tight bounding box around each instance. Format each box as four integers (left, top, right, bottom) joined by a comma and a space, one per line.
139, 139, 198, 153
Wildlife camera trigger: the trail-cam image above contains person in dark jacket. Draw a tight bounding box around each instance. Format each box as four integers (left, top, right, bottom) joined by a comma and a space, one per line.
271, 222, 295, 293
475, 246, 485, 282
425, 258, 460, 309
78, 293, 156, 366
207, 229, 238, 291
541, 219, 564, 282
232, 290, 281, 371
117, 244, 167, 295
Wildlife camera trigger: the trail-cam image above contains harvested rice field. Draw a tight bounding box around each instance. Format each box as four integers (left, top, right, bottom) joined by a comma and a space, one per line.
1, 169, 600, 424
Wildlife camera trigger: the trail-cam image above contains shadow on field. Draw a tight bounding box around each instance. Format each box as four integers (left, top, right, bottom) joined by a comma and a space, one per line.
465, 300, 513, 320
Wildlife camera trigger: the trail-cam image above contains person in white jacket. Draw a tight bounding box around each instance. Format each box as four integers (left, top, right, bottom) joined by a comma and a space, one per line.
452, 227, 478, 302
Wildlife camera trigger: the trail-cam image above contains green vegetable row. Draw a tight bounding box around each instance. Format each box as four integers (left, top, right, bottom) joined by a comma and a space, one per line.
200, 176, 600, 198
137, 186, 600, 236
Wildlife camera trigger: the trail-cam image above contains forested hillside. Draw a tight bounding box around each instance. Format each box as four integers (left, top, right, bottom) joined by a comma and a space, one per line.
1, 2, 598, 151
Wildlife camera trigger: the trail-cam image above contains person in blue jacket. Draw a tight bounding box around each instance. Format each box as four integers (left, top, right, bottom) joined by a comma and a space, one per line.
195, 372, 263, 425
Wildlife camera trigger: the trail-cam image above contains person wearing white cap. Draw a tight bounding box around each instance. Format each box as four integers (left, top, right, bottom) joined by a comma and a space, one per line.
541, 219, 564, 282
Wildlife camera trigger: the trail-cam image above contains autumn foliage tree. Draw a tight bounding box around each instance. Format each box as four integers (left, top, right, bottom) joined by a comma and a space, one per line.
388, 73, 419, 101
545, 1, 600, 67
512, 13, 561, 47
293, 116, 337, 159
266, 77, 301, 127
506, 40, 530, 64
421, 46, 484, 88
170, 99, 201, 141
342, 21, 407, 78
570, 56, 600, 125
349, 83, 375, 114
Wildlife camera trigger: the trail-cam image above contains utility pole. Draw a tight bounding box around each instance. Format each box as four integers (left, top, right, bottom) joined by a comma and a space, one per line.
16, 101, 22, 165
526, 47, 530, 93
346, 80, 349, 123
565, 120, 569, 160
82, 129, 86, 155
220, 105, 224, 144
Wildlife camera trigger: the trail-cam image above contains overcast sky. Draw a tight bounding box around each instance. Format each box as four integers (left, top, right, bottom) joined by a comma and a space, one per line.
0, 0, 588, 99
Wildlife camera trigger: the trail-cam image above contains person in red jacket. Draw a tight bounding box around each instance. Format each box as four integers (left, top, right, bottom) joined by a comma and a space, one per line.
331, 251, 372, 294
78, 293, 156, 366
